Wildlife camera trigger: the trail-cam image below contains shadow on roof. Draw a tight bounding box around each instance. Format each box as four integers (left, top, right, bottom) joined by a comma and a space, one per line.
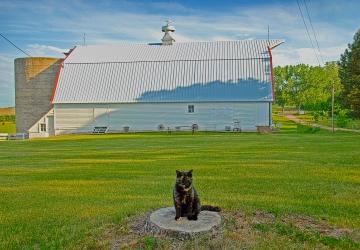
136, 79, 272, 102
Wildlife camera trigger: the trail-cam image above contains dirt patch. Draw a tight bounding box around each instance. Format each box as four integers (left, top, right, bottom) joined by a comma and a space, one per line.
252, 210, 276, 224
283, 214, 360, 240
97, 209, 360, 250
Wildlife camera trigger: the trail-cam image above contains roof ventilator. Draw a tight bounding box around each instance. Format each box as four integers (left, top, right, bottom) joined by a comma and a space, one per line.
161, 20, 175, 45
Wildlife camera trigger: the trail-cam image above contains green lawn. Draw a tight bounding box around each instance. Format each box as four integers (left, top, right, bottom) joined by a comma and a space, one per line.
0, 122, 16, 134
0, 126, 360, 248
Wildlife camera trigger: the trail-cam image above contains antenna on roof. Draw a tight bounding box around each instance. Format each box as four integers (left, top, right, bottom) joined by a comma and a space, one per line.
161, 20, 175, 45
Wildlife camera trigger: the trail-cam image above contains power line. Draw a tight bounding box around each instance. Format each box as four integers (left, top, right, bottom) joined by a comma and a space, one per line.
0, 33, 31, 57
296, 0, 321, 65
302, 0, 323, 63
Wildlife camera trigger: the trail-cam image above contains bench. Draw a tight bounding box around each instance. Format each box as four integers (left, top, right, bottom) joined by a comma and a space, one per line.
8, 133, 28, 140
93, 126, 108, 134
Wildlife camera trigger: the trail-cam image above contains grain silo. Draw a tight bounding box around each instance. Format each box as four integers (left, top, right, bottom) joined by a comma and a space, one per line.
15, 57, 62, 138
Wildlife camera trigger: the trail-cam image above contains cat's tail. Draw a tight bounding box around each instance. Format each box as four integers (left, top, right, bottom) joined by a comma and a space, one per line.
201, 205, 221, 212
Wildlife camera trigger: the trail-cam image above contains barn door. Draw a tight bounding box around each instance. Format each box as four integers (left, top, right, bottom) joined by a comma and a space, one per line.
47, 116, 55, 136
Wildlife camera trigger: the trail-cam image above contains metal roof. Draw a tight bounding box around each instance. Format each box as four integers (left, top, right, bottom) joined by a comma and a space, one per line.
52, 40, 283, 103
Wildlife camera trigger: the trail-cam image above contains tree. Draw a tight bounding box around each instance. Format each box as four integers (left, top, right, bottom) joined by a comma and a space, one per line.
274, 66, 290, 112
274, 65, 308, 112
339, 29, 360, 117
274, 63, 341, 113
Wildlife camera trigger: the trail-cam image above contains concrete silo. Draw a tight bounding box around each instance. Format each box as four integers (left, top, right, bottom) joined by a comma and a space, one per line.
15, 57, 61, 138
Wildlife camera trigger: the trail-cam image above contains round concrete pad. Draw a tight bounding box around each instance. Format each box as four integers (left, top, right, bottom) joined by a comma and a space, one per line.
149, 207, 221, 234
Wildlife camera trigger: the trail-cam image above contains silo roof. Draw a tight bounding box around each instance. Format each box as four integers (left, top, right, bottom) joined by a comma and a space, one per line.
52, 39, 283, 103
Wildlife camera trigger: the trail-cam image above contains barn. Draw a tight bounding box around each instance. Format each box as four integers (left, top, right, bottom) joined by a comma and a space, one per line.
15, 23, 283, 137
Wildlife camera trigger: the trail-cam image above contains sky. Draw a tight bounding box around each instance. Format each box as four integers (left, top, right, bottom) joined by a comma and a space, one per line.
0, 0, 359, 107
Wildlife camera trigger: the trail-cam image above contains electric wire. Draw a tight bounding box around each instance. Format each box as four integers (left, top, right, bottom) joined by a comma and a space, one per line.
0, 33, 31, 57
302, 0, 323, 63
296, 0, 321, 65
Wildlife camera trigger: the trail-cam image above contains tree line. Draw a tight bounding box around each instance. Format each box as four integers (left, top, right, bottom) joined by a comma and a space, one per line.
0, 115, 15, 123
275, 28, 360, 119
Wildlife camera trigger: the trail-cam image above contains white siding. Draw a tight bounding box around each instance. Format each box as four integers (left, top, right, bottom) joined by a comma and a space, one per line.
54, 102, 270, 134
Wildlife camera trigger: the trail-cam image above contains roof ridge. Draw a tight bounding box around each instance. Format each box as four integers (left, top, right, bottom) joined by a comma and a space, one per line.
75, 39, 284, 47
63, 57, 271, 65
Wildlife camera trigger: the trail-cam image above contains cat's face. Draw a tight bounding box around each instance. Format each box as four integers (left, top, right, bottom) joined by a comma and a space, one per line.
176, 170, 193, 189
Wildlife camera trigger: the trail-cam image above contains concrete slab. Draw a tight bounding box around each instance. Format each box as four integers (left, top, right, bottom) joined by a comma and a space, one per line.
147, 207, 221, 238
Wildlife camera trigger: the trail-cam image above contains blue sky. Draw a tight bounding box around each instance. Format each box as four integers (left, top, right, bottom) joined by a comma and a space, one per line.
1, 0, 359, 107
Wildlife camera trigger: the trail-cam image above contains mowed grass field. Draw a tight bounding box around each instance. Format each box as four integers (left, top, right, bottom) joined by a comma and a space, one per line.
0, 123, 16, 134
0, 107, 16, 134
0, 120, 360, 248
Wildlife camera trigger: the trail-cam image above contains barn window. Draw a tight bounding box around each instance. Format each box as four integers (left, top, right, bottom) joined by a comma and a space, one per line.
188, 105, 194, 113
40, 123, 46, 132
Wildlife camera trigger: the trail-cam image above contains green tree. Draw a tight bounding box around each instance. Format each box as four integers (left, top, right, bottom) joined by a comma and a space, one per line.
339, 28, 360, 117
274, 66, 290, 113
275, 65, 307, 112
275, 63, 341, 113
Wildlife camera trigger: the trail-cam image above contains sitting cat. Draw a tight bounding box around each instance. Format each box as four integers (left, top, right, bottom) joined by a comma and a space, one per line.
173, 170, 221, 221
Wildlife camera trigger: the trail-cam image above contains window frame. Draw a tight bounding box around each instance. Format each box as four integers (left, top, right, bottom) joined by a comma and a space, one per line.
40, 123, 46, 132
187, 104, 195, 113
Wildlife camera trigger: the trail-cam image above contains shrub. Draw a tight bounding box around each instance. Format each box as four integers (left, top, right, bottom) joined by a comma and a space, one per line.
336, 110, 350, 128
297, 124, 320, 133
0, 115, 15, 122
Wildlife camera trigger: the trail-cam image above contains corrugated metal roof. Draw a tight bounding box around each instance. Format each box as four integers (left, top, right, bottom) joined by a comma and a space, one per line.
53, 40, 283, 103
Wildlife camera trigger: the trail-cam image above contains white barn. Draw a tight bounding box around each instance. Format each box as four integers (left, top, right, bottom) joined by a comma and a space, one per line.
15, 24, 283, 137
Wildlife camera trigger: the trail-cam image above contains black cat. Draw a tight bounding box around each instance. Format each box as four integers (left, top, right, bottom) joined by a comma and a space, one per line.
173, 170, 221, 221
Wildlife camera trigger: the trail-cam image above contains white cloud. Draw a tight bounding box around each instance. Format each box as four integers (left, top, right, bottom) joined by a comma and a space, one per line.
27, 44, 68, 56
272, 45, 347, 66
0, 54, 15, 107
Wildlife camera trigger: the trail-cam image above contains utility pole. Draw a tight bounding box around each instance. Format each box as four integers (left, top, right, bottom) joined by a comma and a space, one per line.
331, 82, 335, 133
83, 33, 86, 46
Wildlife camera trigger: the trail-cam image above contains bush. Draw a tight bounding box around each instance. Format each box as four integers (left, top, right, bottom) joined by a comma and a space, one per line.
312, 111, 321, 122
336, 110, 350, 128
0, 115, 15, 122
297, 124, 321, 133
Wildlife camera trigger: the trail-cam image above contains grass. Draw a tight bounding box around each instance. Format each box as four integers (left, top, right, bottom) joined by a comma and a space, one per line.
287, 109, 360, 130
0, 119, 360, 248
0, 122, 16, 133
0, 107, 16, 134
316, 117, 360, 130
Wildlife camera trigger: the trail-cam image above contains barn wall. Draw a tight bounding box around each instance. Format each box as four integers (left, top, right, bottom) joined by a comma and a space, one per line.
54, 102, 271, 134
27, 109, 55, 138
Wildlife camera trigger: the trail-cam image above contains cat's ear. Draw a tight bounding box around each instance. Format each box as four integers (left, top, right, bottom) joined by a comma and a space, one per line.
188, 169, 193, 177
176, 170, 181, 177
